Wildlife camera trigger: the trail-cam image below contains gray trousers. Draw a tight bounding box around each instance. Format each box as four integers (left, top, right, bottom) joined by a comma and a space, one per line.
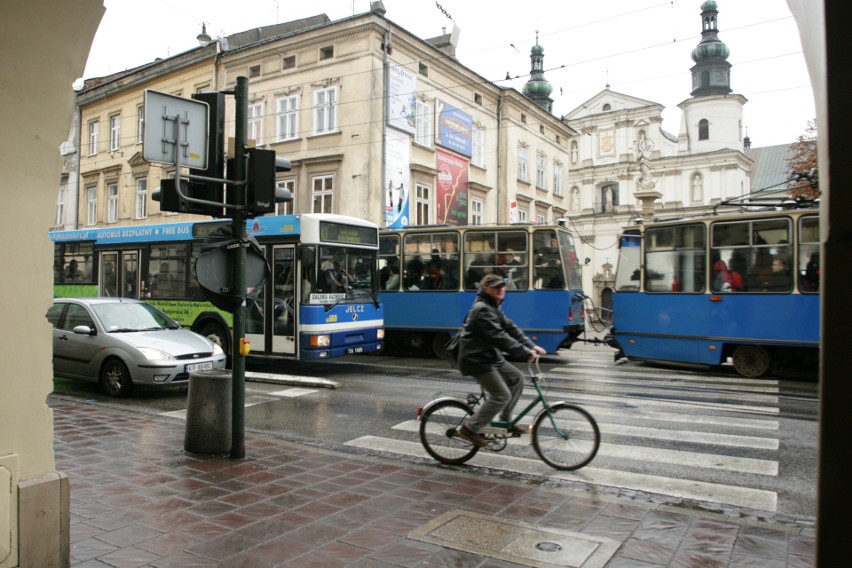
464, 361, 524, 432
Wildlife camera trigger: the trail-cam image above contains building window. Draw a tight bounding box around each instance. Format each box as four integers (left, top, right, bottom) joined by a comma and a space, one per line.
698, 118, 709, 140
553, 161, 563, 196
536, 213, 546, 225
137, 105, 144, 144
320, 46, 334, 60
248, 103, 263, 144
474, 93, 482, 105
313, 86, 338, 135
521, 114, 527, 124
414, 183, 431, 225
86, 186, 97, 225
283, 55, 296, 69
312, 175, 333, 213
470, 197, 483, 225
135, 177, 147, 219
602, 103, 611, 111
107, 182, 118, 223
275, 179, 295, 215
415, 100, 433, 148
518, 208, 528, 223
570, 140, 578, 164
276, 95, 299, 141
536, 153, 546, 189
56, 185, 66, 226
517, 144, 529, 182
471, 126, 485, 167
418, 62, 428, 77
249, 65, 260, 78
109, 114, 121, 152
88, 120, 99, 156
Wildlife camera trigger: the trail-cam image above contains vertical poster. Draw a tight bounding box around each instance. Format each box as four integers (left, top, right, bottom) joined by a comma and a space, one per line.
436, 149, 468, 225
435, 100, 472, 157
385, 129, 410, 228
388, 64, 417, 135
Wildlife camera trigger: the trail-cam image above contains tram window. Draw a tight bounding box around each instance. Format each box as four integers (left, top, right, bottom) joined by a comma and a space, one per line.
644, 225, 705, 293
379, 235, 400, 291
798, 215, 820, 293
402, 232, 460, 291
712, 218, 792, 293
463, 230, 528, 290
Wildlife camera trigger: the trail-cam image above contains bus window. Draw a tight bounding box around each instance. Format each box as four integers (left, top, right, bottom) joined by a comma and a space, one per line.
58, 243, 94, 283
148, 244, 188, 298
798, 215, 819, 293
645, 224, 705, 293
101, 252, 119, 296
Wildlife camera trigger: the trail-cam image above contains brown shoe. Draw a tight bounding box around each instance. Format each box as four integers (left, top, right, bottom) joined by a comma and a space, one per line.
457, 425, 488, 447
507, 424, 527, 436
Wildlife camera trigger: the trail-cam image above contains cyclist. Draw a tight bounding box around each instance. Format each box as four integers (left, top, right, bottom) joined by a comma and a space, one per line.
456, 273, 546, 447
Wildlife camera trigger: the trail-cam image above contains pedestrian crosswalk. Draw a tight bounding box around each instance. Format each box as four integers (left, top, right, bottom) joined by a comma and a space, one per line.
344, 350, 784, 512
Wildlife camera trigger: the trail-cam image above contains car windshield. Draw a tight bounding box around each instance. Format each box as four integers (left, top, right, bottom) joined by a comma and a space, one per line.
92, 302, 180, 332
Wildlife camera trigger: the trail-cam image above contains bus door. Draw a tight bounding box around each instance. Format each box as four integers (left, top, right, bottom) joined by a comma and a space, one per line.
246, 245, 297, 355
99, 250, 140, 298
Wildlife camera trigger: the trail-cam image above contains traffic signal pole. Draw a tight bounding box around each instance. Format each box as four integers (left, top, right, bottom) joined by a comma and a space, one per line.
230, 76, 248, 459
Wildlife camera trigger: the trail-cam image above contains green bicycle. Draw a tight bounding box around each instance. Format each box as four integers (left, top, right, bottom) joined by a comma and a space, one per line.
417, 359, 600, 471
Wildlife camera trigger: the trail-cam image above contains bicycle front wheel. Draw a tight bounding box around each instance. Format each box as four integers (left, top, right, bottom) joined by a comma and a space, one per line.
419, 399, 480, 465
532, 402, 600, 471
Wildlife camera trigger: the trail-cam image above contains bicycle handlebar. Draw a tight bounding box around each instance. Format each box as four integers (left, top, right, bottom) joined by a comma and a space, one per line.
528, 357, 542, 380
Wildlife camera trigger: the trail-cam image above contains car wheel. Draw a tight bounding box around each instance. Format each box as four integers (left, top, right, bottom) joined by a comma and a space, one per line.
100, 359, 133, 397
199, 321, 230, 356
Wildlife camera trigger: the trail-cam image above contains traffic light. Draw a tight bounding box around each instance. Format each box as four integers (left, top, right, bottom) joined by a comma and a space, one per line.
243, 148, 293, 216
151, 92, 226, 216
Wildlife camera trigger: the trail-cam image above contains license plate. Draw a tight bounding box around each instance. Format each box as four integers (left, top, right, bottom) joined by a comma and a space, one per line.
346, 346, 364, 354
185, 361, 214, 373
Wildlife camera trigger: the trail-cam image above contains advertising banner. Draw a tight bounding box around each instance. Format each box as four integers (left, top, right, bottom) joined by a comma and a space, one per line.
436, 149, 468, 225
388, 64, 417, 135
385, 129, 410, 228
436, 100, 472, 157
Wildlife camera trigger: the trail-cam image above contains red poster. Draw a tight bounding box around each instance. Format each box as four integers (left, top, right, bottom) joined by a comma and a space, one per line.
436, 149, 468, 225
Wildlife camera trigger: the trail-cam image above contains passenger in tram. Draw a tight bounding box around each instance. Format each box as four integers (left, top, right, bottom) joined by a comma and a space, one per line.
763, 256, 792, 291
712, 259, 744, 292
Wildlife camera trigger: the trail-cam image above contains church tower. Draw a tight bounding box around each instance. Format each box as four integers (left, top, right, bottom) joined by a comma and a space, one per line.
522, 31, 553, 113
677, 1, 747, 153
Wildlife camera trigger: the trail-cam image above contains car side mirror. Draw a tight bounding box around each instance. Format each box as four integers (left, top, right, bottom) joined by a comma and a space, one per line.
72, 325, 96, 336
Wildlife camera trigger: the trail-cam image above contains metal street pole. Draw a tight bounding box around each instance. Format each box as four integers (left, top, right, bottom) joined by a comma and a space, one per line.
231, 76, 248, 459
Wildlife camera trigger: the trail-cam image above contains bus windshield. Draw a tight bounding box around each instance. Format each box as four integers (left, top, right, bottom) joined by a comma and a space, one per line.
307, 245, 377, 304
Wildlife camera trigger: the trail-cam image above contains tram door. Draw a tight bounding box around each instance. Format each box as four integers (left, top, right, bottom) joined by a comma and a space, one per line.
246, 245, 296, 355
99, 250, 140, 298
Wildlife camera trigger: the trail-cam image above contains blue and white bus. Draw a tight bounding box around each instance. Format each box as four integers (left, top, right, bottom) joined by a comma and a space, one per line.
378, 223, 586, 356
50, 213, 384, 360
609, 207, 820, 377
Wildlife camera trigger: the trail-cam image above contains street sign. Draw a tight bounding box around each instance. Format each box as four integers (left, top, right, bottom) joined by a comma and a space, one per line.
143, 90, 209, 169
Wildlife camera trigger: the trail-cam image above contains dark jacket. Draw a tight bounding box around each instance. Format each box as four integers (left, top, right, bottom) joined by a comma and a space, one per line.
458, 289, 535, 376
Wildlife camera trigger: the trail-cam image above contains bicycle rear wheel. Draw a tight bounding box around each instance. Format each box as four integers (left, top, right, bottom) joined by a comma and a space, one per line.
419, 399, 480, 465
532, 402, 600, 471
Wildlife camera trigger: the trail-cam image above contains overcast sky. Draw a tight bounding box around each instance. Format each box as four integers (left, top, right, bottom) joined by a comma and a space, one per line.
83, 0, 814, 147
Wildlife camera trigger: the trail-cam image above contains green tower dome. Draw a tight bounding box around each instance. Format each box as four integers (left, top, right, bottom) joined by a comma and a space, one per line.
521, 31, 553, 112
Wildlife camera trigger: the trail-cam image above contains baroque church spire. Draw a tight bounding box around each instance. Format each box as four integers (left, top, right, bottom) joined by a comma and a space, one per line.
690, 1, 732, 96
522, 31, 554, 113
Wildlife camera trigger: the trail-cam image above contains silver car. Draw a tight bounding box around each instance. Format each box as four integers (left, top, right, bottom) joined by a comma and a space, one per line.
47, 298, 227, 397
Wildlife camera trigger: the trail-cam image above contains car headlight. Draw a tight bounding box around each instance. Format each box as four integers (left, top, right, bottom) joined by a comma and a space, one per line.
138, 347, 176, 361
212, 343, 224, 356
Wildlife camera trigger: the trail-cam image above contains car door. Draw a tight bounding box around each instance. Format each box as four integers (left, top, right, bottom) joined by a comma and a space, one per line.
52, 302, 103, 381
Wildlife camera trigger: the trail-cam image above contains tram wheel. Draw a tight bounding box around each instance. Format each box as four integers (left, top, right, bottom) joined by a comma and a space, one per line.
732, 345, 772, 378
431, 332, 451, 359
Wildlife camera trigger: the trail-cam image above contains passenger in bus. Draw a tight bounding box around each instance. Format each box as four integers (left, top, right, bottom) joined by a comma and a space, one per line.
454, 273, 547, 448
322, 260, 347, 293
103, 261, 117, 296
151, 262, 176, 297
65, 259, 84, 282
712, 260, 744, 292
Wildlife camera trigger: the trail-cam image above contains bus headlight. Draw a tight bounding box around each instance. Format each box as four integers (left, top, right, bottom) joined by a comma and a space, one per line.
309, 335, 331, 347
376, 328, 385, 339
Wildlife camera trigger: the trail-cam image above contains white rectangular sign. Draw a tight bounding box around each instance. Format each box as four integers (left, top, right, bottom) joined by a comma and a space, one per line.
143, 90, 209, 169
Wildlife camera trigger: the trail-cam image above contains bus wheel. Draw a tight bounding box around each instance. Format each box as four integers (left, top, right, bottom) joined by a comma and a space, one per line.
732, 345, 772, 378
199, 321, 230, 356
432, 332, 451, 359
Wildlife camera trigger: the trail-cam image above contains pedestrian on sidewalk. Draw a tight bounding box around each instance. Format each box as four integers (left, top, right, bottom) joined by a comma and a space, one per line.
456, 273, 546, 447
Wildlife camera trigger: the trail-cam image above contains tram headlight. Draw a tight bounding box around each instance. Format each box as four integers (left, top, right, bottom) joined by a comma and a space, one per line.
309, 335, 331, 347
377, 328, 385, 339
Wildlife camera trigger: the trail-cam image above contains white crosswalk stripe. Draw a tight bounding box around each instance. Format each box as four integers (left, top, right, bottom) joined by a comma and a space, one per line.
345, 349, 783, 512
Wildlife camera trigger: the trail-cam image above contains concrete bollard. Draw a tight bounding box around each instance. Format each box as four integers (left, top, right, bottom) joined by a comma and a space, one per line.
184, 370, 232, 455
